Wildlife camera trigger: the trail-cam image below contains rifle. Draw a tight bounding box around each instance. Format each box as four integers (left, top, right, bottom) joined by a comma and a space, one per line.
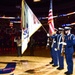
57, 30, 65, 56
61, 31, 65, 56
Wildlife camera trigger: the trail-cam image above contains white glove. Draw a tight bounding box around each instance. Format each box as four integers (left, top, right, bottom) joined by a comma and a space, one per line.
46, 43, 49, 47
47, 33, 50, 37
55, 48, 57, 51
58, 42, 67, 45
46, 43, 49, 46
53, 41, 56, 43
61, 42, 67, 45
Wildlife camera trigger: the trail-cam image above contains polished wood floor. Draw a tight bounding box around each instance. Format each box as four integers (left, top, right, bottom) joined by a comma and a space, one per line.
0, 47, 75, 75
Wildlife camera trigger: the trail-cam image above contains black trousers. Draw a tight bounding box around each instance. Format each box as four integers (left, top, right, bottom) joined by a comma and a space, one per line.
17, 46, 21, 56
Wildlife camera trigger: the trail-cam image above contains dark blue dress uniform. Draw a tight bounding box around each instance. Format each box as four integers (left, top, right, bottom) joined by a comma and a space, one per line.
64, 27, 75, 74
57, 34, 64, 69
57, 28, 64, 70
51, 34, 58, 66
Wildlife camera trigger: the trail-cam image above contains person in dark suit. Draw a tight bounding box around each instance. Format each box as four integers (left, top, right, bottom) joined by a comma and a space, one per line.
29, 36, 35, 56
64, 27, 75, 75
14, 36, 22, 57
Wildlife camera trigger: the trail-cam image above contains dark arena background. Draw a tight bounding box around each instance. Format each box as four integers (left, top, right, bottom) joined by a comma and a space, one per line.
0, 0, 75, 55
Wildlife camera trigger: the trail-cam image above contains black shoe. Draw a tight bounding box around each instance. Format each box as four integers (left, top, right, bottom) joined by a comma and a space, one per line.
57, 67, 64, 70
64, 71, 68, 74
52, 65, 58, 67
64, 71, 72, 75
50, 61, 53, 64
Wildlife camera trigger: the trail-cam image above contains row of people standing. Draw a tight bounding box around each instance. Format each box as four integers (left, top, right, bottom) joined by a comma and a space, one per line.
47, 27, 75, 75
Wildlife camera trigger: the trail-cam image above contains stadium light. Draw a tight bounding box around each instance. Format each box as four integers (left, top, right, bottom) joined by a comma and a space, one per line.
33, 0, 40, 2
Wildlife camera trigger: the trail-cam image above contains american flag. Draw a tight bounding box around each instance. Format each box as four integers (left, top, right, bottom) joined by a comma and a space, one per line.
48, 0, 55, 35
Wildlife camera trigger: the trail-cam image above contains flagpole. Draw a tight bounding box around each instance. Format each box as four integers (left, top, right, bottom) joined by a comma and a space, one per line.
41, 25, 48, 33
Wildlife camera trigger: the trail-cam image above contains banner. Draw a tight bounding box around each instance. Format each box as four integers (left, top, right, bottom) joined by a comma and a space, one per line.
21, 0, 42, 54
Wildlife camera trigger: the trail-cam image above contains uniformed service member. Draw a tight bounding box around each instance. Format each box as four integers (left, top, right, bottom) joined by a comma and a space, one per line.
49, 28, 58, 67
57, 27, 64, 70
64, 27, 75, 75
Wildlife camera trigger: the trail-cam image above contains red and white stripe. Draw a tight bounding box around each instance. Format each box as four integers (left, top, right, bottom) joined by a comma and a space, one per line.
48, 9, 55, 35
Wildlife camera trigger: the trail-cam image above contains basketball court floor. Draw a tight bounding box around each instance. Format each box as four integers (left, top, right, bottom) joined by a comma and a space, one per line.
0, 47, 75, 75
